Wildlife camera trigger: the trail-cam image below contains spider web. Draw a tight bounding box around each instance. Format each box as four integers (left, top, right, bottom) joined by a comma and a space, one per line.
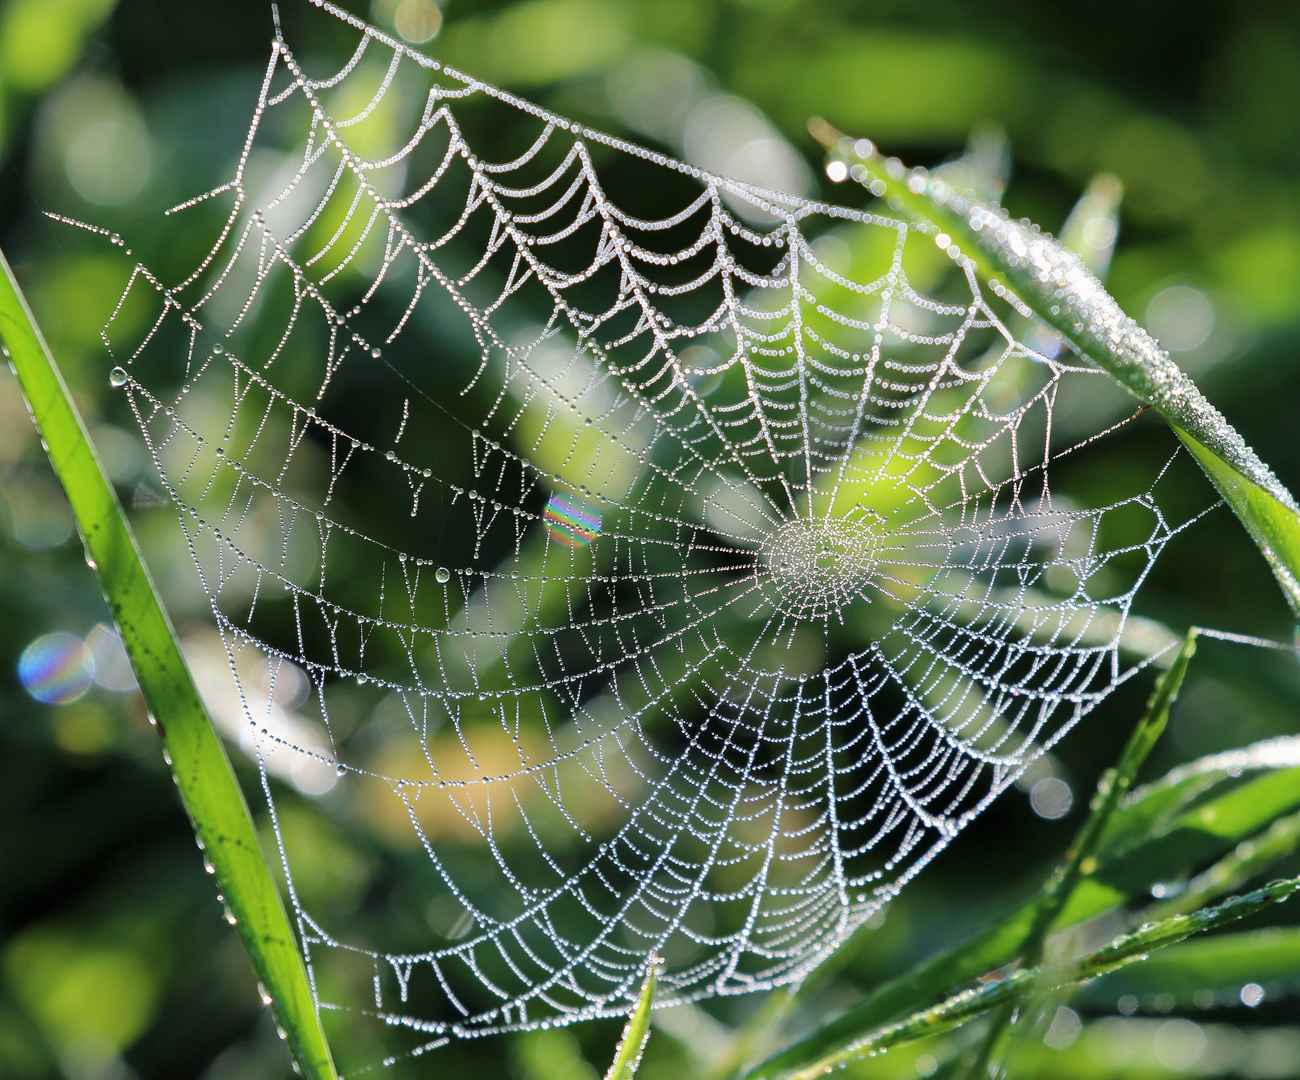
94, 0, 1200, 1063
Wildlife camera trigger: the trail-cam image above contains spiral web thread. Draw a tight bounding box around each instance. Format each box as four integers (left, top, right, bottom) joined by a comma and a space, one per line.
95, 0, 1198, 1062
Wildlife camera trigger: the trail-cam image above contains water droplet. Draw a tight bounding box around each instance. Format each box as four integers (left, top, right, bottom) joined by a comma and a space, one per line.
315, 511, 324, 522
435, 566, 451, 584
109, 367, 129, 387
257, 982, 274, 1006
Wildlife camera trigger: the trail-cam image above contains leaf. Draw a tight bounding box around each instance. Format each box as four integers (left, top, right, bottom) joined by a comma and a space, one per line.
1059, 173, 1122, 280
1146, 807, 1300, 920
604, 959, 658, 1080
811, 124, 1300, 615
0, 247, 339, 1080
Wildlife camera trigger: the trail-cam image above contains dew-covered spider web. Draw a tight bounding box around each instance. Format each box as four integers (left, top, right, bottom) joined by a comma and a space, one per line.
91, 0, 1205, 1064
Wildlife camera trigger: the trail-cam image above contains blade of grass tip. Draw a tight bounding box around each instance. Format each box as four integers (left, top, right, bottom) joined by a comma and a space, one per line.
764, 876, 1299, 1080
708, 914, 889, 1080
0, 246, 339, 1080
957, 629, 1198, 1079
604, 958, 659, 1080
809, 120, 1300, 615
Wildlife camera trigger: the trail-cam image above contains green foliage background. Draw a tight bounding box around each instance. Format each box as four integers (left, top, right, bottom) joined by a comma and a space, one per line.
2, 1, 1300, 1078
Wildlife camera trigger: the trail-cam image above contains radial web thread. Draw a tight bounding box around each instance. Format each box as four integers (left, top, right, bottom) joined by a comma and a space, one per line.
95, 1, 1203, 1062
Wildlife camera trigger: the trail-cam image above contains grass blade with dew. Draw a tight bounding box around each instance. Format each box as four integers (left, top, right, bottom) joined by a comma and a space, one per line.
604, 958, 658, 1080
811, 121, 1300, 615
957, 630, 1197, 1079
759, 876, 1300, 1080
745, 725, 1300, 1078
1144, 806, 1300, 920
1079, 925, 1300, 1007
0, 245, 340, 1080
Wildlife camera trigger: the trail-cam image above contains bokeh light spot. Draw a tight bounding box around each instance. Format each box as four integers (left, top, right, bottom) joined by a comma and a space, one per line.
1029, 776, 1073, 820
19, 632, 94, 705
1147, 285, 1215, 353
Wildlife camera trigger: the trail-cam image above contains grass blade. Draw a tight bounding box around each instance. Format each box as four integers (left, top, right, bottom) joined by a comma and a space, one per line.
604, 959, 658, 1080
1081, 926, 1300, 1004
1145, 807, 1300, 920
0, 246, 339, 1080
955, 630, 1196, 1078
744, 732, 1300, 1080
811, 124, 1300, 614
1032, 629, 1196, 950
761, 878, 1299, 1080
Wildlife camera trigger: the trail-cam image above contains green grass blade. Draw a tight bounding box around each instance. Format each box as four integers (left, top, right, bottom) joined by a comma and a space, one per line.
604, 960, 658, 1080
0, 247, 339, 1080
812, 125, 1300, 614
1069, 761, 1300, 925
1146, 807, 1300, 920
758, 878, 1299, 1080
1032, 630, 1196, 950
744, 734, 1300, 1080
1082, 926, 1300, 1005
954, 631, 1196, 1079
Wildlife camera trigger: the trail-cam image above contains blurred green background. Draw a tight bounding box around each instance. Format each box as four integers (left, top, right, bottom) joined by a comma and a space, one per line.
3, 0, 1300, 1078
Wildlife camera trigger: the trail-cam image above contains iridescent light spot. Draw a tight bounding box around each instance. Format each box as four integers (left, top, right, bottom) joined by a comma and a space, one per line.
544, 493, 601, 547
19, 632, 94, 704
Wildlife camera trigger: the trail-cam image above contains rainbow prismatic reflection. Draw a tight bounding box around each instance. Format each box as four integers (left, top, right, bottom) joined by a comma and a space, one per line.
543, 493, 601, 548
18, 632, 94, 704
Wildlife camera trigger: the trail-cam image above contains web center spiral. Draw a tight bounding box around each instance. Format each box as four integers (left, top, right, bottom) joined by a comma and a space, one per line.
760, 516, 880, 621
